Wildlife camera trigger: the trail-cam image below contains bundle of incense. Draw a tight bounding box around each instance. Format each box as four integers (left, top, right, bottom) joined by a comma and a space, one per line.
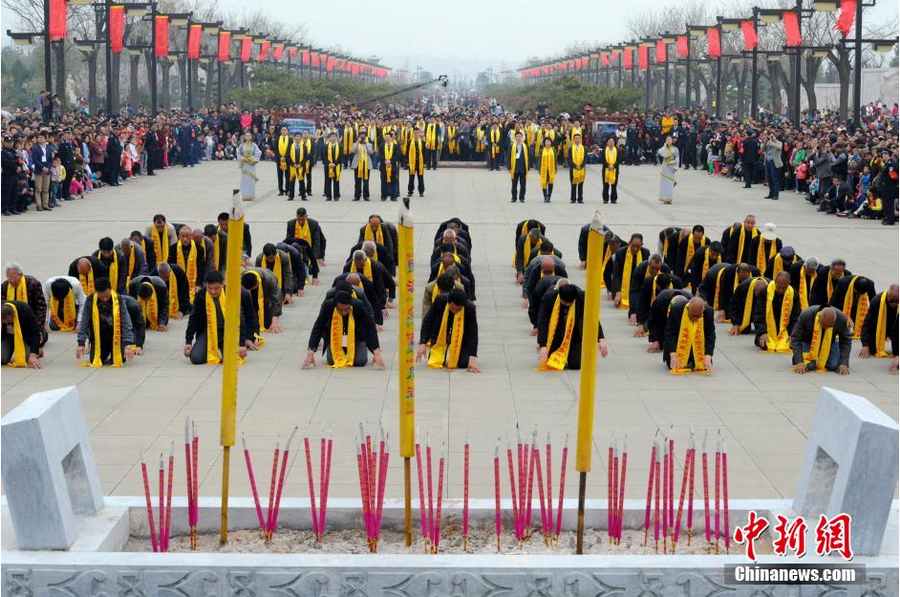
714, 430, 722, 554
303, 429, 319, 540
505, 433, 521, 544
702, 430, 711, 554
433, 441, 445, 553
357, 424, 390, 552
318, 427, 334, 540
493, 438, 502, 551
533, 433, 547, 545
554, 432, 569, 545
414, 431, 429, 552
672, 430, 694, 552
241, 428, 297, 541
375, 431, 391, 551
264, 435, 280, 540
662, 437, 669, 553
463, 431, 470, 551
668, 426, 675, 548
242, 433, 267, 538
722, 437, 730, 554
524, 430, 537, 540
687, 429, 696, 546
615, 436, 627, 545
140, 453, 158, 552
642, 431, 659, 546
269, 427, 298, 540
545, 431, 552, 547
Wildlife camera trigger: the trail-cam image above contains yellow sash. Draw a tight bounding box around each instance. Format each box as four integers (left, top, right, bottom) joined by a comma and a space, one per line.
176, 241, 198, 300
713, 266, 726, 312
540, 148, 556, 188
151, 225, 169, 264
772, 253, 794, 278
685, 237, 707, 275
764, 282, 794, 353
350, 258, 374, 281
356, 143, 370, 180
126, 248, 136, 287
364, 224, 384, 245
735, 225, 757, 264
651, 274, 673, 305
6, 277, 27, 302
425, 124, 437, 150
329, 307, 355, 368
168, 272, 179, 317
701, 248, 720, 284
4, 302, 27, 367
827, 271, 843, 303
249, 270, 267, 333
509, 144, 529, 179
294, 220, 312, 246
50, 288, 77, 332
106, 254, 120, 290
428, 305, 465, 369
799, 265, 817, 311
490, 129, 501, 158
447, 126, 458, 152
737, 277, 762, 333
213, 234, 221, 270
139, 281, 159, 330
408, 139, 424, 175
600, 245, 612, 289
82, 293, 123, 368
874, 291, 890, 357
327, 143, 341, 179
604, 147, 617, 185
671, 306, 706, 374
277, 136, 290, 170
841, 276, 869, 340
756, 238, 777, 276
206, 291, 223, 364
536, 296, 577, 371
571, 145, 585, 184
383, 142, 394, 182
80, 268, 95, 295
803, 312, 834, 372
289, 143, 303, 180
619, 249, 638, 309
266, 255, 283, 289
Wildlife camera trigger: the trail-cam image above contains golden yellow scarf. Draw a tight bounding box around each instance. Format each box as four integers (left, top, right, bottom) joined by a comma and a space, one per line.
737, 277, 763, 333
571, 145, 585, 184
356, 142, 370, 180
408, 139, 424, 175
735, 225, 757, 265
266, 255, 283, 289
205, 290, 223, 364
799, 264, 817, 311
619, 249, 639, 309
126, 249, 136, 287
874, 291, 890, 357
428, 304, 465, 369
604, 147, 617, 185
490, 129, 501, 158
764, 282, 794, 353
327, 143, 341, 179
447, 125, 458, 153
329, 307, 355, 368
685, 237, 707, 274
364, 224, 384, 245
176, 240, 198, 300
6, 277, 27, 302
540, 148, 556, 189
841, 276, 869, 340
803, 311, 834, 372
509, 144, 529, 179
104, 253, 120, 291
342, 126, 355, 154
713, 266, 726, 312
212, 234, 221, 271
80, 268, 95, 295
151, 225, 169, 264
50, 288, 77, 332
383, 142, 395, 182
536, 296, 577, 371
249, 270, 266, 333
671, 306, 706, 374
168, 272, 179, 317
425, 124, 438, 150
82, 293, 123, 368
756, 238, 777, 276
350, 258, 373, 281
289, 143, 303, 180
139, 281, 159, 330
294, 220, 312, 246
277, 136, 290, 170
4, 302, 27, 367
701, 248, 720, 285
600, 245, 612, 289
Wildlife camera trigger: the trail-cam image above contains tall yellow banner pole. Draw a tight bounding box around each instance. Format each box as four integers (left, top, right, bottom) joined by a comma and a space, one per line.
220, 190, 245, 544
575, 211, 605, 554
397, 199, 416, 547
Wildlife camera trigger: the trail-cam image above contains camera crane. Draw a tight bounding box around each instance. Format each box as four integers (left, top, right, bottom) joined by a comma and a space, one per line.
357, 74, 449, 106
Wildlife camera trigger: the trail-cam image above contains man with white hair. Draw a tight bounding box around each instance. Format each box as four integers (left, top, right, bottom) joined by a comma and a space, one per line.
3, 262, 48, 345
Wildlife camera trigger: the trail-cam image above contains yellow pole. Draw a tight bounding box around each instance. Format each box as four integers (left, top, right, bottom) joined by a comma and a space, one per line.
575, 211, 605, 554
397, 200, 416, 547
220, 190, 245, 544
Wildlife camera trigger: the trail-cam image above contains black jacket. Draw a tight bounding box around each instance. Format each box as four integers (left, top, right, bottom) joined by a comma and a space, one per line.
419, 294, 479, 358
790, 305, 853, 367
308, 298, 379, 353
2, 300, 42, 354
664, 300, 716, 361
284, 217, 326, 261
860, 291, 898, 355
185, 288, 247, 347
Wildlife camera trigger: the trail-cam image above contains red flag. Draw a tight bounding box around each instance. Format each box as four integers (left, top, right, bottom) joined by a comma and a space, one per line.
741, 21, 758, 50
582, 56, 590, 68
783, 11, 802, 46
240, 37, 251, 62
610, 50, 620, 60
49, 0, 66, 42
568, 59, 575, 69
601, 52, 610, 66
656, 40, 666, 63
311, 53, 320, 67
638, 45, 649, 70
542, 65, 550, 74
109, 5, 124, 53
326, 56, 335, 72
289, 47, 298, 58
258, 40, 270, 61
301, 50, 310, 65
707, 27, 721, 57
187, 24, 201, 59
676, 35, 689, 58
351, 63, 359, 75
154, 15, 168, 58
623, 49, 633, 69
217, 31, 230, 62
834, 0, 855, 38
273, 45, 284, 61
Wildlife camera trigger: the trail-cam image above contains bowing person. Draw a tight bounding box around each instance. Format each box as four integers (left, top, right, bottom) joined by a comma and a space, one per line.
626, 254, 670, 324
2, 300, 43, 368
687, 241, 723, 293
567, 132, 586, 204
515, 228, 549, 283
146, 214, 177, 266
524, 256, 567, 310
527, 270, 564, 334
634, 272, 678, 336
68, 255, 107, 295
285, 207, 326, 272
255, 243, 295, 305
117, 238, 150, 286
728, 276, 769, 337
766, 246, 800, 279
334, 271, 382, 327
612, 233, 649, 310
423, 272, 464, 316
674, 225, 709, 285
358, 215, 396, 260
217, 212, 253, 257
303, 290, 383, 369
76, 277, 135, 367
203, 225, 228, 274
153, 262, 190, 319
417, 289, 481, 373
601, 137, 620, 204
184, 271, 248, 365
753, 271, 799, 353
43, 275, 86, 332
646, 289, 691, 354
168, 226, 206, 300
430, 228, 471, 264
128, 274, 169, 332
664, 297, 715, 374
535, 282, 607, 371
747, 223, 782, 277
790, 306, 852, 375
789, 257, 819, 310
859, 284, 898, 369
94, 237, 128, 293
4, 263, 48, 344
829, 275, 876, 340
241, 266, 283, 334
721, 215, 758, 264
698, 262, 760, 323
327, 278, 376, 327
810, 259, 851, 306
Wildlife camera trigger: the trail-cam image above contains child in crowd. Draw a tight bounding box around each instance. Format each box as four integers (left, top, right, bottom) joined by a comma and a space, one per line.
49, 156, 64, 207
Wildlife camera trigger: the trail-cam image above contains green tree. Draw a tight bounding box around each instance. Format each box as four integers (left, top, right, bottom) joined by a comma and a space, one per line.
484, 76, 643, 115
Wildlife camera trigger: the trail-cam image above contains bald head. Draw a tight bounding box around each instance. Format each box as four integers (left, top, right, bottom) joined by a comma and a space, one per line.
441, 253, 456, 267
346, 273, 362, 286
888, 284, 899, 303
120, 238, 133, 254
541, 257, 556, 274
443, 229, 456, 242
819, 307, 837, 328
554, 278, 569, 290
76, 258, 91, 275
753, 278, 769, 295
687, 297, 705, 320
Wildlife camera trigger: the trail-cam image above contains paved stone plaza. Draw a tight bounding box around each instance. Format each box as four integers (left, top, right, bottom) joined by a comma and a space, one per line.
1, 160, 896, 506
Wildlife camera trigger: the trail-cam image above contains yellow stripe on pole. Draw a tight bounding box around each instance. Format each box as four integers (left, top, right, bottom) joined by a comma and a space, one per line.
397, 203, 415, 458
575, 211, 605, 473
220, 190, 245, 449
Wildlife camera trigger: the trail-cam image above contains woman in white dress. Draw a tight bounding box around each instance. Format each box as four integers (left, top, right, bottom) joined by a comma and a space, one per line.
657, 135, 680, 205
238, 131, 262, 201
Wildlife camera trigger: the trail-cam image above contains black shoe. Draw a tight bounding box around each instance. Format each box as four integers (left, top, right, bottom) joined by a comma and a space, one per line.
407, 193, 413, 198
381, 198, 386, 201
364, 198, 369, 201
881, 220, 895, 225
326, 198, 332, 201
301, 197, 307, 201
391, 197, 397, 201
570, 200, 576, 204
511, 198, 517, 203
288, 197, 293, 201
519, 199, 525, 203
763, 195, 772, 199
419, 193, 424, 197
771, 195, 779, 200
278, 191, 284, 196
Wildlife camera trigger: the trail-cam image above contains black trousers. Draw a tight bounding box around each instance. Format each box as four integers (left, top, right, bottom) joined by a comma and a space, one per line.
1, 337, 31, 364
570, 171, 584, 203
381, 170, 400, 199
189, 333, 223, 364
354, 173, 370, 200
305, 169, 313, 196
602, 181, 618, 204
542, 183, 554, 201
287, 175, 305, 200
61, 163, 74, 199
489, 152, 500, 171
325, 341, 369, 367
88, 330, 122, 365
511, 172, 526, 202
277, 166, 287, 193
408, 172, 425, 196
424, 149, 437, 170
1, 173, 16, 213
325, 178, 340, 200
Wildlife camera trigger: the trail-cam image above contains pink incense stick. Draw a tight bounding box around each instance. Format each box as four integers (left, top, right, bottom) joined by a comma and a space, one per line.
320, 430, 333, 538
673, 443, 690, 548
183, 418, 193, 546
270, 427, 297, 539
687, 443, 696, 546
654, 445, 661, 551
662, 440, 669, 552
374, 432, 390, 550
617, 437, 628, 544
367, 427, 376, 533
164, 443, 174, 552
355, 443, 370, 540
463, 431, 470, 550
545, 432, 552, 542
191, 422, 199, 548
714, 434, 721, 553
426, 433, 435, 547
506, 435, 520, 541
434, 442, 445, 552
612, 440, 619, 544
516, 425, 526, 540
607, 442, 613, 542
494, 440, 502, 551
669, 428, 675, 533
264, 436, 280, 540
722, 438, 730, 553
140, 454, 158, 553
533, 443, 547, 540
702, 431, 711, 550
643, 434, 658, 545
303, 433, 320, 538
359, 426, 371, 539
555, 432, 569, 541
524, 435, 537, 539
318, 431, 326, 537
241, 434, 267, 535
157, 455, 164, 553
415, 436, 428, 549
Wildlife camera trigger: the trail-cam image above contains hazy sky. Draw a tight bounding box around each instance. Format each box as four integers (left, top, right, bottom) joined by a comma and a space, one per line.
3, 0, 898, 79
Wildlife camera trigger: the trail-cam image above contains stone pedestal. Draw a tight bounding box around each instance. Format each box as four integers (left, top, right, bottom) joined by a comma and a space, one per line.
0, 386, 103, 550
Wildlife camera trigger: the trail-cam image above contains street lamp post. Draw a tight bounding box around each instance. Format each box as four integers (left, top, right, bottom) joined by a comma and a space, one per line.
751, 8, 760, 119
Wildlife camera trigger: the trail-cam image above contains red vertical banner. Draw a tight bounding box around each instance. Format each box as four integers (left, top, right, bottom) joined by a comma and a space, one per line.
707, 27, 721, 57
610, 50, 619, 61
288, 47, 298, 59
258, 40, 270, 61
49, 0, 67, 42
623, 48, 633, 69
656, 40, 667, 62
351, 62, 359, 75
638, 45, 649, 70
834, 0, 855, 37
741, 21, 758, 50
783, 11, 802, 46
311, 53, 320, 67
217, 31, 230, 61
273, 44, 284, 61
676, 35, 689, 58
187, 24, 201, 59
301, 50, 310, 65
240, 37, 251, 62
326, 56, 335, 72
601, 52, 610, 66
109, 5, 124, 53
154, 15, 168, 58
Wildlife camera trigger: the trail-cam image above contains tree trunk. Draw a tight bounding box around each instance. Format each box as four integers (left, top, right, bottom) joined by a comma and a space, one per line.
110, 52, 121, 112
766, 62, 783, 113
87, 53, 98, 115
53, 42, 66, 105
828, 49, 851, 121
735, 66, 747, 119
202, 63, 214, 108
802, 56, 821, 113
177, 57, 187, 109
129, 54, 140, 108
161, 60, 171, 110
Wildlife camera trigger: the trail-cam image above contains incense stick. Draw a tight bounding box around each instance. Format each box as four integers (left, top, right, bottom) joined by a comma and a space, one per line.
241, 434, 267, 536
493, 438, 502, 552
554, 432, 569, 543
723, 438, 730, 554
414, 432, 428, 551
702, 429, 711, 553
506, 433, 520, 542
164, 443, 174, 552
140, 453, 158, 553
617, 436, 627, 545
303, 431, 320, 539
434, 441, 445, 553
463, 430, 470, 551
320, 428, 333, 539
643, 431, 658, 546
269, 427, 297, 540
